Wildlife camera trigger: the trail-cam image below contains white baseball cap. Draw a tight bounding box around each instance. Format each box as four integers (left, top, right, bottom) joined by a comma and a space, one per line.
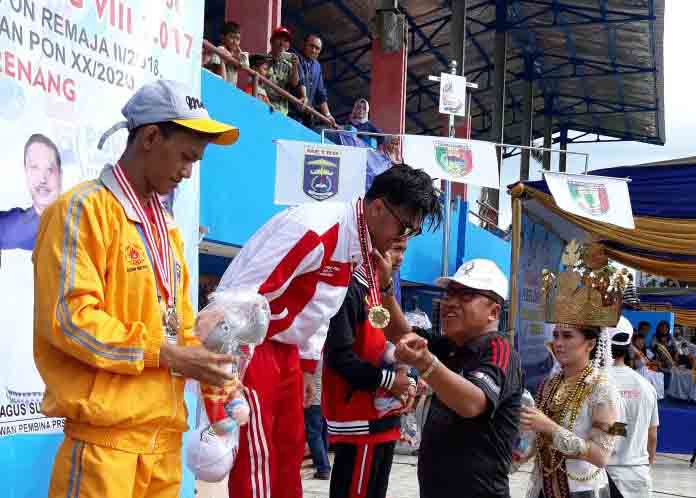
435, 258, 508, 302
608, 316, 633, 346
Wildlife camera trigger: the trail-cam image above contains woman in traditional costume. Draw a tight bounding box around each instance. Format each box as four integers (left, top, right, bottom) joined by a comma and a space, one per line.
520, 241, 626, 498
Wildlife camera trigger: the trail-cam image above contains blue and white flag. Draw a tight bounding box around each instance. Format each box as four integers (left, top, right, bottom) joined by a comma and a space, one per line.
274, 140, 368, 205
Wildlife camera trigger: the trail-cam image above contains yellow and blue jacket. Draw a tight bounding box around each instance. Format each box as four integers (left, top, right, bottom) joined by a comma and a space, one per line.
33, 165, 198, 454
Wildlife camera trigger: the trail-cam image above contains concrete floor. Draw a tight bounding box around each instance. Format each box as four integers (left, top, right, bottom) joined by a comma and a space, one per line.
197, 452, 696, 498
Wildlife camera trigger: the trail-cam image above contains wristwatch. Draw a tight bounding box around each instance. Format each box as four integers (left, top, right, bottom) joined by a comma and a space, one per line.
380, 278, 394, 296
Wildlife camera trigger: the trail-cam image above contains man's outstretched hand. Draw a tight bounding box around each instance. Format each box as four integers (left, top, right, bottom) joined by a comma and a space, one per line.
160, 344, 236, 387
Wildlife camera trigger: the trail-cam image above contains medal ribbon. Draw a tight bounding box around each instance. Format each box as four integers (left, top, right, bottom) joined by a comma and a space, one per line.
356, 198, 382, 310
114, 162, 174, 306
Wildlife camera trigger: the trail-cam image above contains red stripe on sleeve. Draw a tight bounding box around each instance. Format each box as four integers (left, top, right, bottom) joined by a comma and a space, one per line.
491, 338, 498, 367
499, 339, 510, 373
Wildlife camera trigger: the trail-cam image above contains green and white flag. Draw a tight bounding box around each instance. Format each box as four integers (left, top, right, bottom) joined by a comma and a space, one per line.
544, 171, 635, 229
402, 135, 499, 188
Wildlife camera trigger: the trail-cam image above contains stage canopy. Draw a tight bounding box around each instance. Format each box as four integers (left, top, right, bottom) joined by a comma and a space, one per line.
509, 156, 696, 280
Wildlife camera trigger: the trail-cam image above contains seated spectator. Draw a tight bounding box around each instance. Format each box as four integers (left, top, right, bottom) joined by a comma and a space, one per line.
652, 322, 675, 391
266, 26, 301, 115
673, 327, 696, 367
294, 34, 336, 129
209, 21, 249, 86
630, 332, 665, 399
244, 54, 272, 105
378, 135, 403, 164
345, 98, 382, 146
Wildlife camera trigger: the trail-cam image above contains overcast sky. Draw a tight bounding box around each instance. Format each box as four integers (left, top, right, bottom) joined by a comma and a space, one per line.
468, 0, 693, 229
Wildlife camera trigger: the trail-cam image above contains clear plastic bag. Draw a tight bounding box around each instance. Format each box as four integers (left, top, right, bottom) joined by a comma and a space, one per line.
185, 407, 240, 482
510, 389, 536, 473
195, 287, 269, 435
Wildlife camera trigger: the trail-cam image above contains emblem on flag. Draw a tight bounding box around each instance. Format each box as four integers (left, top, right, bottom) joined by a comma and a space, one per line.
568, 181, 610, 216
434, 142, 473, 177
303, 149, 340, 201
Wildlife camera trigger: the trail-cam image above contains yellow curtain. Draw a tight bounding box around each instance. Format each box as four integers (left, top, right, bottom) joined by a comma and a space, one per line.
510, 184, 696, 279
641, 305, 696, 327
511, 185, 696, 254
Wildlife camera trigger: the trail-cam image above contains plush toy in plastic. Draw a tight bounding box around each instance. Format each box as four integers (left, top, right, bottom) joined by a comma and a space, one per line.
186, 287, 270, 481
195, 287, 270, 435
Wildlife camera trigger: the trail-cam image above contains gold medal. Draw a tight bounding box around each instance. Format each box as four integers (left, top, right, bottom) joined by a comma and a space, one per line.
164, 306, 180, 345
368, 305, 391, 329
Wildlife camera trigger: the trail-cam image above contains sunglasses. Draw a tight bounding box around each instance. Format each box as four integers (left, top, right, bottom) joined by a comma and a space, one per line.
382, 200, 422, 239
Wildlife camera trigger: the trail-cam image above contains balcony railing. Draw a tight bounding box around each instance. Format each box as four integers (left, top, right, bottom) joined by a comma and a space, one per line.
202, 40, 336, 129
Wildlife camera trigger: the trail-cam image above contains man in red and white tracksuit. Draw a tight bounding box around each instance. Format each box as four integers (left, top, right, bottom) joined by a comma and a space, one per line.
322, 241, 415, 498
219, 165, 442, 498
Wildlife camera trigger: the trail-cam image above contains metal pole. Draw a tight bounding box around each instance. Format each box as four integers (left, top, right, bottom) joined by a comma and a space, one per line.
543, 110, 552, 170
559, 127, 568, 173
441, 60, 457, 278
508, 197, 522, 344
520, 78, 533, 181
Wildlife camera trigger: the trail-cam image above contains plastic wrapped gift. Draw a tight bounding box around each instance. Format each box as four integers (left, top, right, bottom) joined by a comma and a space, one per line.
185, 414, 240, 482
195, 287, 270, 435
510, 389, 536, 473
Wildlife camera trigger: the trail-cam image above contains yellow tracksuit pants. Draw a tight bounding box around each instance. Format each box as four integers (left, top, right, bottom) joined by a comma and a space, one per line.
48, 437, 181, 498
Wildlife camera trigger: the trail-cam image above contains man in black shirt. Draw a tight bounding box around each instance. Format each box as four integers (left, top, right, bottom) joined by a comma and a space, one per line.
392, 258, 524, 498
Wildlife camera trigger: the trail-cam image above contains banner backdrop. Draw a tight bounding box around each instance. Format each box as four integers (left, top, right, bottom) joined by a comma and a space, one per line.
515, 214, 564, 393
0, 0, 203, 495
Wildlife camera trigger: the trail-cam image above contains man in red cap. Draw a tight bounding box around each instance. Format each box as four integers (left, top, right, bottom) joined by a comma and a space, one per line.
266, 26, 301, 115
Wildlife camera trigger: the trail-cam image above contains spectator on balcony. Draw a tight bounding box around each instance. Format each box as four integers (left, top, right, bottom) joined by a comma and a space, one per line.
345, 98, 382, 147
201, 45, 221, 76
294, 34, 336, 129
209, 21, 249, 86
266, 26, 301, 115
244, 54, 272, 105
378, 135, 403, 164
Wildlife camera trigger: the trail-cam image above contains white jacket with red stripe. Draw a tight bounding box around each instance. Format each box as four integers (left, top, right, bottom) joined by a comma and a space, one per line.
218, 199, 363, 372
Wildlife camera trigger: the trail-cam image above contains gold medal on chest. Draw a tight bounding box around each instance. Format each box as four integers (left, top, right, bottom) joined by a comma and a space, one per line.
368, 305, 391, 329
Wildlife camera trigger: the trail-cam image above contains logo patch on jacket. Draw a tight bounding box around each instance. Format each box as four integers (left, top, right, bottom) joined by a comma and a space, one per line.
125, 244, 147, 272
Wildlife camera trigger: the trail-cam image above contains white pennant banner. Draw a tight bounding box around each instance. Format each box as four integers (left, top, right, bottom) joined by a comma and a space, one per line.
401, 135, 500, 189
544, 171, 635, 229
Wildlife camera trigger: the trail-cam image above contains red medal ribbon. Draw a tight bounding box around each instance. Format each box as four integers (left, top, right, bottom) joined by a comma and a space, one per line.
356, 198, 382, 310
113, 162, 174, 306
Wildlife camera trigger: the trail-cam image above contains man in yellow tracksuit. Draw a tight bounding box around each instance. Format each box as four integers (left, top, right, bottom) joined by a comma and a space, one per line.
33, 80, 240, 498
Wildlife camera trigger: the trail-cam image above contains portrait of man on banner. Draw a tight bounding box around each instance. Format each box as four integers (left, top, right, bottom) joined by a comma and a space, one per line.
0, 134, 63, 251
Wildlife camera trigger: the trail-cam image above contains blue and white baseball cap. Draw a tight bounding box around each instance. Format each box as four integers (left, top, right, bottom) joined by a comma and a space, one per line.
99, 80, 239, 149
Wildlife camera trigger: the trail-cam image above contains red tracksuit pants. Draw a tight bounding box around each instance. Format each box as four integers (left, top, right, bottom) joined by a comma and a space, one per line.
228, 340, 305, 498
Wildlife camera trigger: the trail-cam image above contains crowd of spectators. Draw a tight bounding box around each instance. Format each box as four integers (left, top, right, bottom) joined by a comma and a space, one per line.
628, 321, 696, 400
202, 21, 403, 157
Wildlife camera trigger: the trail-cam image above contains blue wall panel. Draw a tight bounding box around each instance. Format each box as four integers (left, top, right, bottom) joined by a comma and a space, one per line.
400, 200, 461, 285
200, 71, 321, 246
463, 222, 511, 278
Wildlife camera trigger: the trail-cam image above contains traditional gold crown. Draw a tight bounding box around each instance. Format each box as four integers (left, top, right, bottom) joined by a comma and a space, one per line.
541, 240, 627, 328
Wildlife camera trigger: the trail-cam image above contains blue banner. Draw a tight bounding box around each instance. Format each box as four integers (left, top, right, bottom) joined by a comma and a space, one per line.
515, 214, 564, 392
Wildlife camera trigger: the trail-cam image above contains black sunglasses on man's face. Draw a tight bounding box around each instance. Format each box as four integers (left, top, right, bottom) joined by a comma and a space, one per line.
382, 200, 422, 239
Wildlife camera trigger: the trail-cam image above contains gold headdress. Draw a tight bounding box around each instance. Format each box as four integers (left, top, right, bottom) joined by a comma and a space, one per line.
541, 240, 627, 328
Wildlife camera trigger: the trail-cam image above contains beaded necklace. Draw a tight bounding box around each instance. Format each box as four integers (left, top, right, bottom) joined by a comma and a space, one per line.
536, 364, 602, 484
